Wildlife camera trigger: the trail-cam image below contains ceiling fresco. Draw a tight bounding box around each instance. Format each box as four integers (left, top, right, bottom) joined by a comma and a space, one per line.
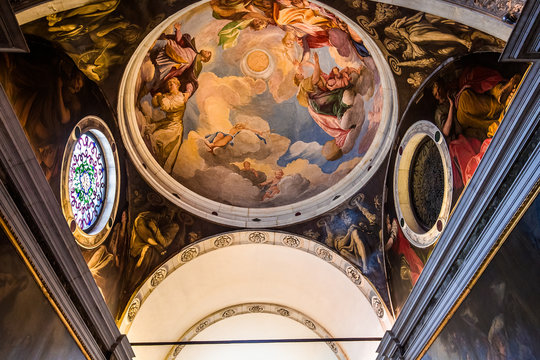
119, 0, 398, 227
2, 0, 527, 331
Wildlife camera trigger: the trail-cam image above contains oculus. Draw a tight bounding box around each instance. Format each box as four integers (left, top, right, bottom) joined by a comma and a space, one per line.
393, 121, 453, 247
61, 116, 120, 248
68, 132, 107, 231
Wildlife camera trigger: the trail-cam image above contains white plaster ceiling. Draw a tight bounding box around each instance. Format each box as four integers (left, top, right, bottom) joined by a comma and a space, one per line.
124, 235, 387, 360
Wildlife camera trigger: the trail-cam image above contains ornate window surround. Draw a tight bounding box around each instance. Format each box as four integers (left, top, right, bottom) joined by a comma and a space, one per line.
60, 116, 120, 249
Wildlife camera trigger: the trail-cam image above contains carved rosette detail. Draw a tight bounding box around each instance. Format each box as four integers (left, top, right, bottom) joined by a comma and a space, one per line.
303, 319, 316, 330
222, 309, 236, 318
248, 231, 267, 243
277, 308, 290, 317
214, 235, 233, 248
150, 267, 167, 287
249, 305, 264, 313
282, 235, 300, 248
372, 296, 384, 318
316, 247, 333, 262
180, 247, 198, 262
327, 341, 338, 353
195, 320, 209, 333
127, 298, 141, 322
345, 266, 362, 285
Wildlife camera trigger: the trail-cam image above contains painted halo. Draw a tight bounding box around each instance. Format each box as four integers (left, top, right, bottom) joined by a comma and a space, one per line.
61, 116, 120, 249
119, 0, 398, 227
393, 121, 453, 248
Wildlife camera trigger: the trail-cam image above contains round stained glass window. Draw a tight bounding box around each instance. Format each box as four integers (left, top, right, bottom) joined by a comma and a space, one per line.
61, 116, 120, 249
68, 133, 107, 231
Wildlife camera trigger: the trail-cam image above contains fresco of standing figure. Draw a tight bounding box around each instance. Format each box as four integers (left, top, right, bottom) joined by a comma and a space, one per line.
145, 77, 193, 173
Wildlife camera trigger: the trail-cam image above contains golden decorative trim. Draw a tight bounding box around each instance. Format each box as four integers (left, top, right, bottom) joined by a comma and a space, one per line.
0, 213, 93, 360
417, 178, 540, 359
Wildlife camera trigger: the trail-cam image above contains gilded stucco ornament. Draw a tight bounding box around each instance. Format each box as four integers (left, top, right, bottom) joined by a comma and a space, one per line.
282, 235, 301, 248
316, 247, 333, 262
127, 298, 141, 323
248, 231, 267, 244
179, 246, 199, 262
214, 234, 233, 248
346, 265, 363, 285
150, 267, 167, 287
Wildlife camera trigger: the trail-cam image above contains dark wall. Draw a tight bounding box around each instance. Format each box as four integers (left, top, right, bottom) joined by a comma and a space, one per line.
0, 225, 86, 359
423, 192, 540, 360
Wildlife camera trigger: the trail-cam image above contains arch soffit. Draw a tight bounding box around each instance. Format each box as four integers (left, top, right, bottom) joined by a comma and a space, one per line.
120, 230, 394, 336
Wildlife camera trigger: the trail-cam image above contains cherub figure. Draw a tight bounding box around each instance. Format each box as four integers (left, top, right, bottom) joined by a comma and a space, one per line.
203, 123, 267, 153
259, 169, 285, 200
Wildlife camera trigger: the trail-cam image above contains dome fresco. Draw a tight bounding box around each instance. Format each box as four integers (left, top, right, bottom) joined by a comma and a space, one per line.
120, 0, 397, 225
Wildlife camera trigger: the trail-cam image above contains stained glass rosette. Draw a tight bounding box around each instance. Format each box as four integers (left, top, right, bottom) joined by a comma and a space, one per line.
68, 133, 107, 232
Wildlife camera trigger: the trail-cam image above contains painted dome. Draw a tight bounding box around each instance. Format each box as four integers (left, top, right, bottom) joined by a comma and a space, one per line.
119, 0, 397, 226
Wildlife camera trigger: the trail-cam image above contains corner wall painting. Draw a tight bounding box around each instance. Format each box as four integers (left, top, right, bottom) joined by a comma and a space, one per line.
423, 192, 540, 360
0, 37, 113, 198
0, 225, 85, 359
383, 53, 527, 315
